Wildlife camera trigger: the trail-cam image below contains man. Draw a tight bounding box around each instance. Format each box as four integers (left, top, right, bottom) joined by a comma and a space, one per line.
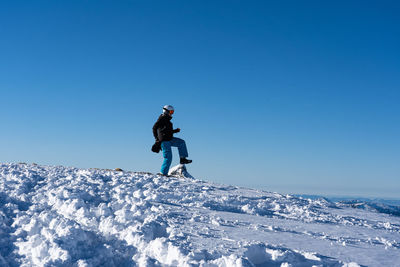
152, 105, 192, 175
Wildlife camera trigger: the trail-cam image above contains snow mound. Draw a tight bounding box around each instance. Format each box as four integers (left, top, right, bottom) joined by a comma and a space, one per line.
168, 164, 194, 179
0, 163, 399, 266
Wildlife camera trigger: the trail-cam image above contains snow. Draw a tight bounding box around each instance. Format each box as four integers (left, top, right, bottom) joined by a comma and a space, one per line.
0, 163, 399, 266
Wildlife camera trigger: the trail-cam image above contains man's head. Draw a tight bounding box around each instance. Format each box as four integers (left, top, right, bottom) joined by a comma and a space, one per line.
163, 105, 174, 116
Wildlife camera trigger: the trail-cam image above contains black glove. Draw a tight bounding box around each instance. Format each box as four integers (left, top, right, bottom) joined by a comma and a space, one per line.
151, 141, 161, 153
173, 128, 181, 133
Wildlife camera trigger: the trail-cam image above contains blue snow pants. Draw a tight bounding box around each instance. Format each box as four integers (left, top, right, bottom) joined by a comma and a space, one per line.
161, 137, 188, 175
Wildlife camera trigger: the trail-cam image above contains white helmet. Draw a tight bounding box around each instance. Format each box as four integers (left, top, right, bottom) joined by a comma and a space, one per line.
163, 105, 174, 115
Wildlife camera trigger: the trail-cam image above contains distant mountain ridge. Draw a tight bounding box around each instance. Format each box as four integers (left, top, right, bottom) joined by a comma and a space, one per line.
296, 194, 400, 217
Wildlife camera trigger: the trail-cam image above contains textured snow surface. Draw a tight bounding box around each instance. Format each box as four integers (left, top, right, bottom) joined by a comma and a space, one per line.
0, 163, 399, 266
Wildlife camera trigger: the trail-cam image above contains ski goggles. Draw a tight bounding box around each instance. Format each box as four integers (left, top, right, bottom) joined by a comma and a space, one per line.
164, 108, 174, 115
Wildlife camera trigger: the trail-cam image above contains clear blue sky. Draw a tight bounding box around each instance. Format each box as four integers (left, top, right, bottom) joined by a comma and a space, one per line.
1, 1, 399, 198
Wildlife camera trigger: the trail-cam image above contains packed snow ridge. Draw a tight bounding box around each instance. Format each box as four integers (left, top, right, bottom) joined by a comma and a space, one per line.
1, 163, 399, 267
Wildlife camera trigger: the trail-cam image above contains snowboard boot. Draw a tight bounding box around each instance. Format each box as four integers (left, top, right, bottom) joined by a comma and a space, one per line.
180, 158, 192, 164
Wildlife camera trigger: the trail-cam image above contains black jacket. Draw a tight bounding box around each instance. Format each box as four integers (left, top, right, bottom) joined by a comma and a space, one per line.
152, 114, 176, 142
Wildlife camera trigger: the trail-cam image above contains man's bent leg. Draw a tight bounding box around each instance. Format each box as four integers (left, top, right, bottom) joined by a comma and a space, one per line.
161, 141, 172, 175
170, 137, 188, 158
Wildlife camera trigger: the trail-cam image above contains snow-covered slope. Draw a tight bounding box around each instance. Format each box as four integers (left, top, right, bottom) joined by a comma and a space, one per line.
1, 163, 399, 266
